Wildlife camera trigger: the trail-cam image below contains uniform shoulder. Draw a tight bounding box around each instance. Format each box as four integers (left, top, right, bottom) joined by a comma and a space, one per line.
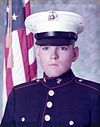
75, 77, 100, 93
14, 78, 42, 90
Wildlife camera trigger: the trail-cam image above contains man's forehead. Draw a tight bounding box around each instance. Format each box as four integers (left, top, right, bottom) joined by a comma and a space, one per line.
38, 45, 74, 49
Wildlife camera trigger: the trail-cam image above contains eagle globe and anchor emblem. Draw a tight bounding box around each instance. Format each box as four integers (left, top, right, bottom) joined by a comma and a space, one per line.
48, 10, 58, 21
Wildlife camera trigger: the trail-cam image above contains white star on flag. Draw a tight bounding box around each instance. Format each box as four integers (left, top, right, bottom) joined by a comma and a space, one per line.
12, 13, 18, 20
6, 6, 9, 13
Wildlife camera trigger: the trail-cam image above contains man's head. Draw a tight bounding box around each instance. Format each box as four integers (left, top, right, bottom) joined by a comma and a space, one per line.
25, 10, 85, 77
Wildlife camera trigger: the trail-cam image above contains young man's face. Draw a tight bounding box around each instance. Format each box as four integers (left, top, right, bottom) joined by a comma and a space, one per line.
36, 45, 79, 78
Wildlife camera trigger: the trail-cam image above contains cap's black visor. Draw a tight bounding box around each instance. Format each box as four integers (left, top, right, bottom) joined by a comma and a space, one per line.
35, 31, 77, 46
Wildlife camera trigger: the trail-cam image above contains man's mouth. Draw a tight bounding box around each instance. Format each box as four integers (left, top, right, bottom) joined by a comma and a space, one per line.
48, 64, 59, 67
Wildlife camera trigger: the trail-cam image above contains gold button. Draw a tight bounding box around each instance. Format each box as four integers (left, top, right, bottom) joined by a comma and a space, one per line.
69, 120, 74, 125
47, 101, 53, 108
21, 117, 25, 122
44, 114, 51, 121
48, 90, 55, 96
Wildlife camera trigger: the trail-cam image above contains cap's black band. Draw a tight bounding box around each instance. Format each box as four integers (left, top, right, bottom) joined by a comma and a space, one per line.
35, 32, 78, 46
35, 31, 78, 41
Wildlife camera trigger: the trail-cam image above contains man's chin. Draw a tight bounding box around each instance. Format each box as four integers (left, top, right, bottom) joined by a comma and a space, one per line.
46, 71, 63, 78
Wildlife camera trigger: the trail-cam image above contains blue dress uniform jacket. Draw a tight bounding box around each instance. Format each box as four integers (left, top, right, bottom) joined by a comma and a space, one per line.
1, 69, 100, 127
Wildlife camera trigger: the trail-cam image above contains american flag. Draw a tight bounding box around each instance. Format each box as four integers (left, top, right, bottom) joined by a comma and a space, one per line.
2, 0, 37, 118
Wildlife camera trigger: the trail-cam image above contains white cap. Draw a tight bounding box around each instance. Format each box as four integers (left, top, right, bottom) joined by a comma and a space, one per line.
25, 10, 85, 35
25, 10, 85, 46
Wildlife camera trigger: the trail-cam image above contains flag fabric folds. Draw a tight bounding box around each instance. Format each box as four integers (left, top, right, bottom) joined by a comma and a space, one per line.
2, 0, 37, 120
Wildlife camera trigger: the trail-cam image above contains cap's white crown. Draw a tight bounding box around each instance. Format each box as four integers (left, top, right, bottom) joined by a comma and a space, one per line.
25, 10, 85, 35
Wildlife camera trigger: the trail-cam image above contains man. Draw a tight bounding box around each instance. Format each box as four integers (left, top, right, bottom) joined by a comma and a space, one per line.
1, 10, 100, 127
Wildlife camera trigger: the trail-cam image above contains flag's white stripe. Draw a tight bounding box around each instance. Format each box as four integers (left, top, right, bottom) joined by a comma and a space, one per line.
26, 28, 31, 35
22, 0, 29, 6
12, 31, 26, 86
26, 27, 36, 65
28, 46, 36, 65
2, 60, 7, 119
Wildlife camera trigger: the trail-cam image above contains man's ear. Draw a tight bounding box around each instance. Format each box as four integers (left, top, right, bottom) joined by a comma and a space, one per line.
72, 46, 79, 62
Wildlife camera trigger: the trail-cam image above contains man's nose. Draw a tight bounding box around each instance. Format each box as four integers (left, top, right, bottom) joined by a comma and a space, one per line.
50, 50, 59, 60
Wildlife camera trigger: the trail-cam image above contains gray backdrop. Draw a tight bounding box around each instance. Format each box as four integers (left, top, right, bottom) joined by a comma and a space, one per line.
0, 0, 100, 120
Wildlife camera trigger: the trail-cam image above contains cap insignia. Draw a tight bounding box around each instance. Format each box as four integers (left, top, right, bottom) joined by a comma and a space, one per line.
48, 10, 58, 21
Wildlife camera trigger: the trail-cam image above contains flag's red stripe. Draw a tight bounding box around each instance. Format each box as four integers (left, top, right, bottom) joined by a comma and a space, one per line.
6, 69, 13, 96
23, 1, 31, 17
4, 38, 13, 96
18, 28, 30, 81
27, 33, 34, 49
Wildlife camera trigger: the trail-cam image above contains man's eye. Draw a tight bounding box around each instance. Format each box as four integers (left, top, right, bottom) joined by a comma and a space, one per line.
60, 47, 68, 51
42, 46, 49, 51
